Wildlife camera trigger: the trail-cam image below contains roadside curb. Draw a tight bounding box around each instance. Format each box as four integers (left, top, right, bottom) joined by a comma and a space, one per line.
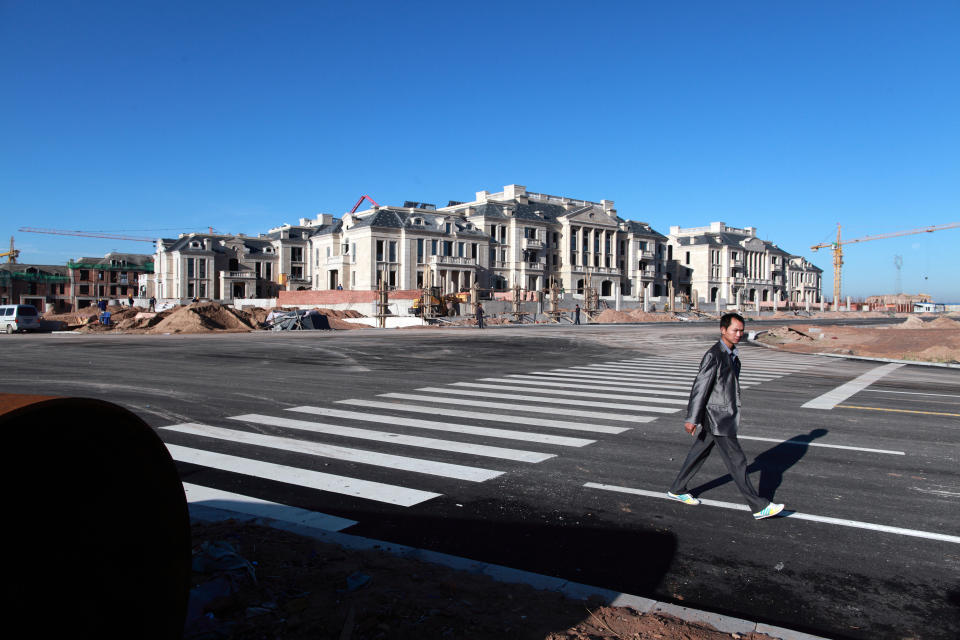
189, 503, 830, 640
747, 334, 960, 369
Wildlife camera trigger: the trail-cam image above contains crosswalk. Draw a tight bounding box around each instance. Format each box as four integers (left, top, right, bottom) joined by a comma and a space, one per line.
164, 344, 825, 530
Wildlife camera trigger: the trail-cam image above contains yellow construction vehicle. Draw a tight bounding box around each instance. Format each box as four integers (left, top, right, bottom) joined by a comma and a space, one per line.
409, 287, 470, 317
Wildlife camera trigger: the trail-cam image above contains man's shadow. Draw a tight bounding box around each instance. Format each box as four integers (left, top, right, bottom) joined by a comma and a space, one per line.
691, 428, 828, 501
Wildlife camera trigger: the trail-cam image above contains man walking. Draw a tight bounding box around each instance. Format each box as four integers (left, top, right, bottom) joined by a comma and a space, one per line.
475, 303, 484, 329
573, 304, 581, 325
667, 312, 784, 520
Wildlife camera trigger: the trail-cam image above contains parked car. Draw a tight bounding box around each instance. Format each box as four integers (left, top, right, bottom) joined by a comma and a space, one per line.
0, 304, 41, 333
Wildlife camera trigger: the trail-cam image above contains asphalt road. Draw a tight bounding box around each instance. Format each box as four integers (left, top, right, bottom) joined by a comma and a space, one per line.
2, 322, 958, 639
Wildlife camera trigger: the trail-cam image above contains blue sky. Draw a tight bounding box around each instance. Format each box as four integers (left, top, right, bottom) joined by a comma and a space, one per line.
2, 1, 958, 300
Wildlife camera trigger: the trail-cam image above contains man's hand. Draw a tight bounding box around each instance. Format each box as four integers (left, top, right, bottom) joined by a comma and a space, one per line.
684, 422, 697, 435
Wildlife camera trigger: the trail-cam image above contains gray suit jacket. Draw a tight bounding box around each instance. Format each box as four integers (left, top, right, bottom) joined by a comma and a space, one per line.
684, 341, 741, 436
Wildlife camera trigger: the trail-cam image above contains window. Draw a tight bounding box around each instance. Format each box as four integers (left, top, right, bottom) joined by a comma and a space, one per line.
326, 246, 331, 257
187, 258, 194, 278
471, 243, 478, 259
200, 260, 207, 278
291, 247, 303, 262
417, 239, 424, 263
79, 270, 89, 280
431, 240, 438, 256
685, 252, 690, 265
445, 223, 451, 233
443, 241, 453, 256
376, 240, 384, 262
457, 242, 464, 257
639, 241, 647, 251
79, 284, 89, 295
264, 263, 273, 281
255, 262, 262, 277
199, 283, 207, 298
389, 241, 397, 262
187, 283, 194, 297
291, 266, 303, 278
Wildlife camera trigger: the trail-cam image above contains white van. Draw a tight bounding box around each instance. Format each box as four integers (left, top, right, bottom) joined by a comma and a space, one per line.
0, 304, 42, 333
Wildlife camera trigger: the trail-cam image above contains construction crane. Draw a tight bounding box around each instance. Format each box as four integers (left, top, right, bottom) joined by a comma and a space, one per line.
18, 227, 157, 242
1, 236, 19, 263
349, 194, 379, 214
811, 222, 960, 307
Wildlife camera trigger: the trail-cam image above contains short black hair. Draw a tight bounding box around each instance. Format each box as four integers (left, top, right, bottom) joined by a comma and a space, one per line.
720, 312, 745, 329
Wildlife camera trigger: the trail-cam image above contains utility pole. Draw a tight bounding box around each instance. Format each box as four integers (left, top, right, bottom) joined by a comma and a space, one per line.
376, 267, 389, 328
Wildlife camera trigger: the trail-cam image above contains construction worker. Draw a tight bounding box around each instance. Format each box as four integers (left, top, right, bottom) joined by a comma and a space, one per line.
574, 304, 581, 325
476, 303, 485, 329
148, 296, 156, 312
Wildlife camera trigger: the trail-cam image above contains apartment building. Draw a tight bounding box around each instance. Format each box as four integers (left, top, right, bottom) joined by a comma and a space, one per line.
67, 252, 155, 308
152, 185, 820, 309
668, 222, 822, 306
0, 263, 71, 310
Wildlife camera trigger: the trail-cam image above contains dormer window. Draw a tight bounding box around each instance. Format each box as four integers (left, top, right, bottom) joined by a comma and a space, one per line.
264, 247, 274, 254
190, 241, 201, 249
413, 218, 424, 226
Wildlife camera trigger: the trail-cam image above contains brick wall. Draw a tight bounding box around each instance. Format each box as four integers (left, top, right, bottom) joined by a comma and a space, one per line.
278, 289, 423, 306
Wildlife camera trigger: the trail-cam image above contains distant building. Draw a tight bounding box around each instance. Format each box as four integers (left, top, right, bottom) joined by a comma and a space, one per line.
0, 263, 71, 310
151, 184, 821, 310
668, 222, 822, 307
67, 252, 155, 309
865, 293, 932, 312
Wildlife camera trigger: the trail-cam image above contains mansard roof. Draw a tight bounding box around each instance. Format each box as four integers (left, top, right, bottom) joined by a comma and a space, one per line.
622, 220, 667, 239
349, 208, 487, 237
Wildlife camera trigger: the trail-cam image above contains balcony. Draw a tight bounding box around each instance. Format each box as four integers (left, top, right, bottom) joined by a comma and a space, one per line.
326, 255, 354, 266
523, 237, 543, 250
225, 271, 256, 279
429, 256, 477, 267
638, 250, 655, 260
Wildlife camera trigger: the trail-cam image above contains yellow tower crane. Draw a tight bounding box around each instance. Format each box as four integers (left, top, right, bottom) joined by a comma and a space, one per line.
811, 222, 960, 307
0, 236, 20, 263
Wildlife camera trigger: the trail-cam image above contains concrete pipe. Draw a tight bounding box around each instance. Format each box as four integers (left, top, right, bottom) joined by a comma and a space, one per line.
1, 394, 190, 639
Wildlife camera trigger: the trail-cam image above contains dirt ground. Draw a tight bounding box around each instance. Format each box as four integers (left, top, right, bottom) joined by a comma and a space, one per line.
42, 303, 373, 333
187, 519, 779, 640
756, 315, 960, 363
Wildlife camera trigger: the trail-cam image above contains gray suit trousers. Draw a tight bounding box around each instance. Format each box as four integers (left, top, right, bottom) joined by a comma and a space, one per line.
669, 427, 767, 513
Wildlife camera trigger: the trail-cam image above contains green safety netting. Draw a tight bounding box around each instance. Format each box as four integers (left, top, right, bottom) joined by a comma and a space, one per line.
66, 261, 154, 272
0, 272, 70, 282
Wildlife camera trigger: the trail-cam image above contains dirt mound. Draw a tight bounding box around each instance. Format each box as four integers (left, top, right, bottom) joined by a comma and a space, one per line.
758, 326, 815, 343
148, 302, 255, 334
897, 315, 926, 328
595, 309, 636, 323
927, 316, 960, 329
627, 308, 679, 322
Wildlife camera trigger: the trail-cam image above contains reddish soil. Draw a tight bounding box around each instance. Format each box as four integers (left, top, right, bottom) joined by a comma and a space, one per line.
188, 520, 778, 640
757, 317, 960, 363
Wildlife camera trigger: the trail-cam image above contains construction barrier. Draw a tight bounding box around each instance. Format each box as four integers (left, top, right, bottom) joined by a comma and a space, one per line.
1, 394, 190, 639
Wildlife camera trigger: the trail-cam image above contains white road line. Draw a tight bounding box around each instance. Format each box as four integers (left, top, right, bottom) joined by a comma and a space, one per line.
165, 423, 503, 481
166, 444, 439, 507
738, 435, 905, 456
623, 359, 814, 373
336, 399, 630, 434
801, 363, 905, 410
490, 376, 690, 397
450, 382, 687, 405
286, 405, 594, 447
416, 387, 681, 414
575, 364, 775, 382
183, 482, 358, 531
378, 393, 656, 423
583, 483, 960, 544
864, 389, 960, 399
228, 413, 555, 463
541, 368, 758, 387
527, 371, 695, 390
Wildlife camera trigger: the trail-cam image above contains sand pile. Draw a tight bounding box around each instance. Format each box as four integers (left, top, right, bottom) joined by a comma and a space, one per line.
595, 309, 636, 323
758, 326, 815, 344
147, 302, 255, 334
927, 316, 960, 329
896, 316, 926, 328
